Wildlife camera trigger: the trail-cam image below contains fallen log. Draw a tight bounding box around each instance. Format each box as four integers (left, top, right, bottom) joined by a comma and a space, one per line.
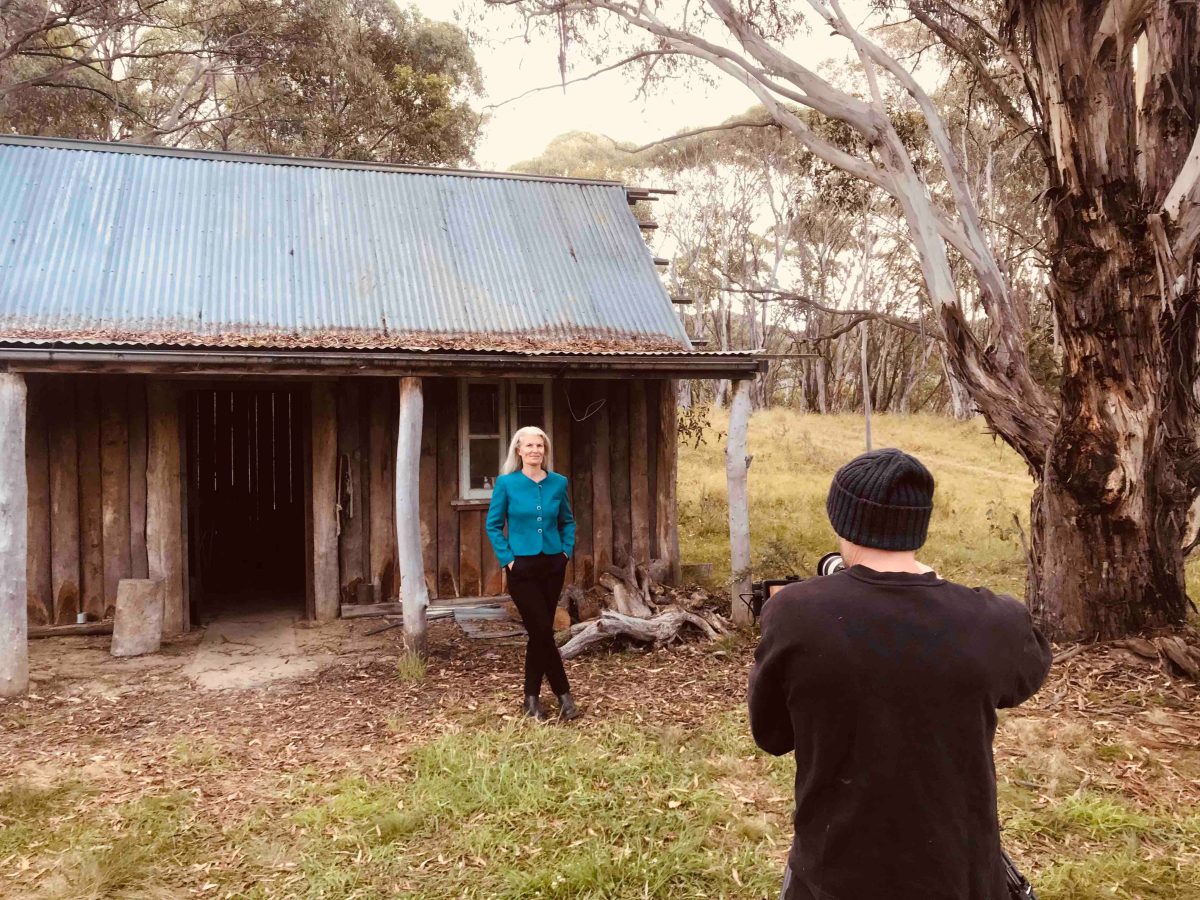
29, 621, 113, 638
558, 607, 726, 660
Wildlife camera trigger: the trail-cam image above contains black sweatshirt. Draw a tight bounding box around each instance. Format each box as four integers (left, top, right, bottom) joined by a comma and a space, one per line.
749, 566, 1052, 900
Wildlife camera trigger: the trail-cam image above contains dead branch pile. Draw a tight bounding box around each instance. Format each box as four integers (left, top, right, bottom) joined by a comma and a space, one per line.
557, 557, 730, 659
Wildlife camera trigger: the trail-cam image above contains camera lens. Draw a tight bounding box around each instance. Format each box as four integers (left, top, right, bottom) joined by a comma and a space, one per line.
817, 552, 845, 576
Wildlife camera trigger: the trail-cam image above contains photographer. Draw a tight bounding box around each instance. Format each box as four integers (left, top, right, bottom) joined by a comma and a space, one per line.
749, 448, 1051, 900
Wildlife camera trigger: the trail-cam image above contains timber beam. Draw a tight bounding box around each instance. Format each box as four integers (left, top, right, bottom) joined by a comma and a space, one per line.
0, 347, 766, 381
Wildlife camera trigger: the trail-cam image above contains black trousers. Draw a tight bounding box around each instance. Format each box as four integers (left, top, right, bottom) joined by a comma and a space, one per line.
508, 552, 570, 697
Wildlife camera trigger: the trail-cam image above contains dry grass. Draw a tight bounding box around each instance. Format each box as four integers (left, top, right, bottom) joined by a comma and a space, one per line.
680, 410, 1200, 602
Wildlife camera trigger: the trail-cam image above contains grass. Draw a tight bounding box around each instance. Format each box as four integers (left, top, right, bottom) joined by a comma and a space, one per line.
3, 411, 1198, 899
4, 712, 1197, 898
395, 650, 428, 684
280, 721, 785, 898
679, 409, 1200, 600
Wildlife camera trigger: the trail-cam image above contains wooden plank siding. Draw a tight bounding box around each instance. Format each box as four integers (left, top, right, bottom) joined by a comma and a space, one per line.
24, 375, 51, 626
569, 381, 596, 586
21, 373, 670, 624
336, 379, 368, 603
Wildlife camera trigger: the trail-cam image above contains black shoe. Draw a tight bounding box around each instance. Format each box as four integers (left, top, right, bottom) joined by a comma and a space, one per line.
523, 695, 547, 721
557, 692, 580, 721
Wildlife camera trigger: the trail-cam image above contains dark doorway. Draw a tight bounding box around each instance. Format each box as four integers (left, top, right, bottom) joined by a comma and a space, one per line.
184, 386, 307, 620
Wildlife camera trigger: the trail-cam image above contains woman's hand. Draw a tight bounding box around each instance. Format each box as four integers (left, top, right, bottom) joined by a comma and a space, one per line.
507, 562, 514, 571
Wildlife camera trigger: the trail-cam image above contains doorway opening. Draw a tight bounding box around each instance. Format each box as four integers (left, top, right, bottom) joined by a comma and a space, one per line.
184, 386, 307, 621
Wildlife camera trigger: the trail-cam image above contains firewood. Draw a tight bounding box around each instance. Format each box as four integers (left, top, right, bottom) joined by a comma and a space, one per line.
599, 556, 654, 618
558, 607, 721, 660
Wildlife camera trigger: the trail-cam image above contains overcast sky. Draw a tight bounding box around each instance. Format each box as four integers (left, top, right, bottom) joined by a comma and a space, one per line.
409, 1, 870, 171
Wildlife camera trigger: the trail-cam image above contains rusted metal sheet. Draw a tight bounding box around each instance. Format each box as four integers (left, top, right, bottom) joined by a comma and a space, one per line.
0, 137, 692, 353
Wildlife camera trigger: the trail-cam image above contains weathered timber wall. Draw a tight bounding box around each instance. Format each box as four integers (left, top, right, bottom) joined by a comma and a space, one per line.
335, 377, 673, 603
22, 374, 680, 620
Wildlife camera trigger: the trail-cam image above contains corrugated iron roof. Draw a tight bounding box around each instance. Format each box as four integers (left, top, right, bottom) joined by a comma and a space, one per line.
0, 136, 691, 353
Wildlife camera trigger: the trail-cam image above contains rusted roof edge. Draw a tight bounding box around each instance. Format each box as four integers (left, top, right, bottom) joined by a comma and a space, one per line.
0, 345, 766, 376
0, 134, 628, 188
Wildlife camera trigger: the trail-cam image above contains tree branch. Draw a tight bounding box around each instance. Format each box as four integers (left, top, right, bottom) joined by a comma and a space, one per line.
483, 49, 677, 110
623, 118, 779, 153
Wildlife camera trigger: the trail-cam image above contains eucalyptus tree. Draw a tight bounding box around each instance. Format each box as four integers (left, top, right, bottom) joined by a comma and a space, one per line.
492, 0, 1200, 642
1, 0, 482, 165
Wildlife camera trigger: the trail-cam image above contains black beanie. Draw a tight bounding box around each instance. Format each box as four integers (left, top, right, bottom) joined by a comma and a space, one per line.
826, 448, 934, 551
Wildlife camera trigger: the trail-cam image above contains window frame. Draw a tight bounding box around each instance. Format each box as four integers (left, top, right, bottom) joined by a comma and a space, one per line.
457, 378, 553, 500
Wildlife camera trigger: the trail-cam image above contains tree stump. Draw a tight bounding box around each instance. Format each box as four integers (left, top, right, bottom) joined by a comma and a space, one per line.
110, 579, 163, 658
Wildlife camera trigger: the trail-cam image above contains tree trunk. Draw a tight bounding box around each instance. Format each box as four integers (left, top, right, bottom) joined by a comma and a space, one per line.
727, 380, 753, 627
0, 374, 29, 697
941, 346, 974, 421
1012, 0, 1200, 640
1028, 253, 1196, 639
397, 377, 429, 655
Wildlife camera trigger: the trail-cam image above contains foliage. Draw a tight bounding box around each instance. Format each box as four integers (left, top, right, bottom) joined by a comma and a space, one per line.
0, 0, 483, 165
677, 401, 721, 449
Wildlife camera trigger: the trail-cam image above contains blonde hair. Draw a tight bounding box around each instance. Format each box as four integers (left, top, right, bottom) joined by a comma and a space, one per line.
502, 426, 552, 475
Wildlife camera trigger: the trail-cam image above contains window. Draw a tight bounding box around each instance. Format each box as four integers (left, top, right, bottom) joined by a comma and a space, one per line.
459, 379, 552, 499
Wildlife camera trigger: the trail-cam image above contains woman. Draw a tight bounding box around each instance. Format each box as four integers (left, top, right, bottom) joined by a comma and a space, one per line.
486, 426, 580, 721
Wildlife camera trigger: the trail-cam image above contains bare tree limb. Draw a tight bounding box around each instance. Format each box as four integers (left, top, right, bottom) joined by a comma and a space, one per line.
483, 49, 677, 110
623, 118, 779, 153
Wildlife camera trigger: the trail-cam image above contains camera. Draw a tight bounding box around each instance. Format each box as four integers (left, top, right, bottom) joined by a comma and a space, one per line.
745, 552, 845, 621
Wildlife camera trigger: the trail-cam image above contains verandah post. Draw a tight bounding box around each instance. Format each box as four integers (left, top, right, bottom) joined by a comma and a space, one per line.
0, 373, 29, 697
397, 376, 429, 656
727, 378, 753, 628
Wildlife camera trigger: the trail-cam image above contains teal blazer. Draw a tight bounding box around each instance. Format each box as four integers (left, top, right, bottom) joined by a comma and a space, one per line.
486, 470, 576, 567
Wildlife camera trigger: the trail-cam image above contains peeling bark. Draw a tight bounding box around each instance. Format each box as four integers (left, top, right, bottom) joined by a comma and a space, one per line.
1012, 0, 1200, 638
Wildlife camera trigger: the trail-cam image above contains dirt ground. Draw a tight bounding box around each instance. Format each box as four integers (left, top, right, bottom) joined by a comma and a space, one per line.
2, 617, 1199, 898
2, 618, 746, 809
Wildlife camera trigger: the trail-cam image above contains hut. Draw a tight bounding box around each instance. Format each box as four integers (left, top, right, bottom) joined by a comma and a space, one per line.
0, 135, 762, 696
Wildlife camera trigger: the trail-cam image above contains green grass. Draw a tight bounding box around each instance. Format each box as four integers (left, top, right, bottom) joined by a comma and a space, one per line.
395, 650, 428, 684
5, 712, 1196, 898
280, 720, 786, 898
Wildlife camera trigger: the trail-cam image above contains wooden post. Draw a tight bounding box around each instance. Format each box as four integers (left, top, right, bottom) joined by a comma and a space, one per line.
435, 379, 459, 597
397, 377, 429, 655
419, 391, 438, 596
25, 375, 51, 625
368, 380, 399, 602
147, 383, 187, 635
629, 382, 651, 567
337, 380, 366, 600
552, 383, 575, 584
77, 378, 105, 619
48, 378, 80, 625
609, 383, 632, 567
861, 321, 873, 451
654, 380, 681, 585
571, 383, 596, 585
727, 379, 754, 627
100, 378, 132, 615
0, 373, 29, 697
128, 378, 149, 579
311, 382, 340, 622
591, 385, 613, 576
